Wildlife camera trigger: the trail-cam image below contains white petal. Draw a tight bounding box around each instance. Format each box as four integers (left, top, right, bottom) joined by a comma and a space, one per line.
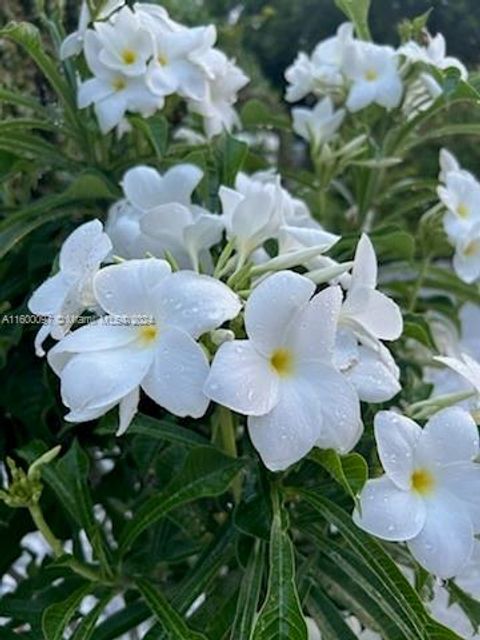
346, 82, 377, 112
351, 234, 377, 289
344, 287, 403, 341
78, 78, 113, 109
28, 272, 70, 316
122, 166, 167, 211
345, 344, 401, 403
416, 407, 479, 466
353, 476, 426, 541
59, 220, 112, 276
118, 387, 140, 435
305, 362, 362, 454
94, 93, 128, 134
375, 74, 403, 109
34, 323, 52, 358
288, 285, 342, 363
141, 327, 210, 418
407, 492, 474, 578
440, 463, 480, 532
204, 340, 279, 416
247, 377, 324, 471
94, 259, 171, 316
59, 346, 153, 414
154, 271, 241, 338
245, 271, 315, 355
374, 411, 421, 490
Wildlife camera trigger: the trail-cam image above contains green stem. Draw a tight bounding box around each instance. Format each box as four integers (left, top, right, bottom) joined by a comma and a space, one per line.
216, 407, 242, 503
29, 503, 109, 584
408, 255, 431, 312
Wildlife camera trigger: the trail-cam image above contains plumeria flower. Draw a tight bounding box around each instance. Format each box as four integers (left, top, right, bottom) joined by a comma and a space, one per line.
354, 407, 480, 578
60, 0, 124, 60
204, 271, 362, 471
188, 49, 249, 138
93, 6, 155, 78
452, 225, 480, 283
47, 259, 241, 434
28, 220, 112, 357
336, 234, 402, 402
78, 30, 162, 133
106, 164, 222, 270
400, 32, 467, 80
145, 23, 217, 101
342, 41, 403, 112
437, 170, 480, 242
292, 97, 346, 149
284, 23, 353, 102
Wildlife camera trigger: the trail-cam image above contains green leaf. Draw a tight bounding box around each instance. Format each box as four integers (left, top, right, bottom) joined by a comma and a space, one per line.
130, 114, 169, 158
71, 595, 113, 640
310, 450, 368, 502
231, 540, 266, 640
405, 123, 480, 150
42, 583, 92, 640
0, 86, 49, 113
306, 584, 358, 640
234, 492, 272, 541
334, 0, 371, 40
252, 494, 307, 640
96, 412, 209, 447
136, 579, 207, 639
120, 447, 244, 551
90, 602, 150, 640
403, 313, 436, 349
447, 582, 480, 634
241, 99, 290, 130
216, 133, 248, 187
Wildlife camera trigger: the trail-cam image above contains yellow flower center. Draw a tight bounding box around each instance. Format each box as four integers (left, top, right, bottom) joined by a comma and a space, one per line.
364, 69, 378, 82
464, 239, 480, 257
411, 469, 435, 495
157, 53, 169, 66
457, 202, 470, 218
112, 77, 126, 92
122, 49, 137, 65
270, 348, 294, 377
138, 325, 158, 345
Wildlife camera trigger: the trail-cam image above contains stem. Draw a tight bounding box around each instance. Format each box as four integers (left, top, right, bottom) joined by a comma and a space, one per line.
29, 503, 109, 584
216, 406, 242, 504
408, 255, 431, 312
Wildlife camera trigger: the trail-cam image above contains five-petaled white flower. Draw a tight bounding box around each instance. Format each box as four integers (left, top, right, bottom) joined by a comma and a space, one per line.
335, 234, 403, 402
47, 259, 241, 434
400, 32, 467, 80
342, 41, 403, 112
204, 271, 362, 471
28, 220, 112, 357
106, 164, 223, 271
354, 407, 480, 578
292, 97, 346, 149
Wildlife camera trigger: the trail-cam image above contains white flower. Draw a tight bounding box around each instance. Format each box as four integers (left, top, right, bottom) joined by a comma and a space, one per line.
188, 49, 249, 138
47, 259, 241, 434
284, 23, 353, 102
439, 148, 462, 183
60, 0, 125, 60
452, 226, 480, 284
336, 234, 402, 402
106, 164, 222, 270
144, 19, 217, 101
400, 33, 467, 80
342, 41, 403, 112
219, 177, 281, 261
78, 30, 162, 133
437, 171, 480, 242
204, 271, 362, 471
28, 220, 112, 357
92, 6, 155, 77
292, 97, 346, 148
355, 407, 480, 578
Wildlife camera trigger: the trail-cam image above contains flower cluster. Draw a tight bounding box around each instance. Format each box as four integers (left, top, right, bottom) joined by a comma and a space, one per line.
286, 24, 466, 145
62, 1, 249, 135
437, 149, 480, 283
28, 167, 403, 471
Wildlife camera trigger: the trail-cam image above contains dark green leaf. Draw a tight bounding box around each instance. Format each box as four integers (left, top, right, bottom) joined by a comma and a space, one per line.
42, 583, 92, 640
130, 114, 169, 158
306, 584, 358, 640
120, 447, 244, 551
310, 450, 368, 502
231, 540, 266, 640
